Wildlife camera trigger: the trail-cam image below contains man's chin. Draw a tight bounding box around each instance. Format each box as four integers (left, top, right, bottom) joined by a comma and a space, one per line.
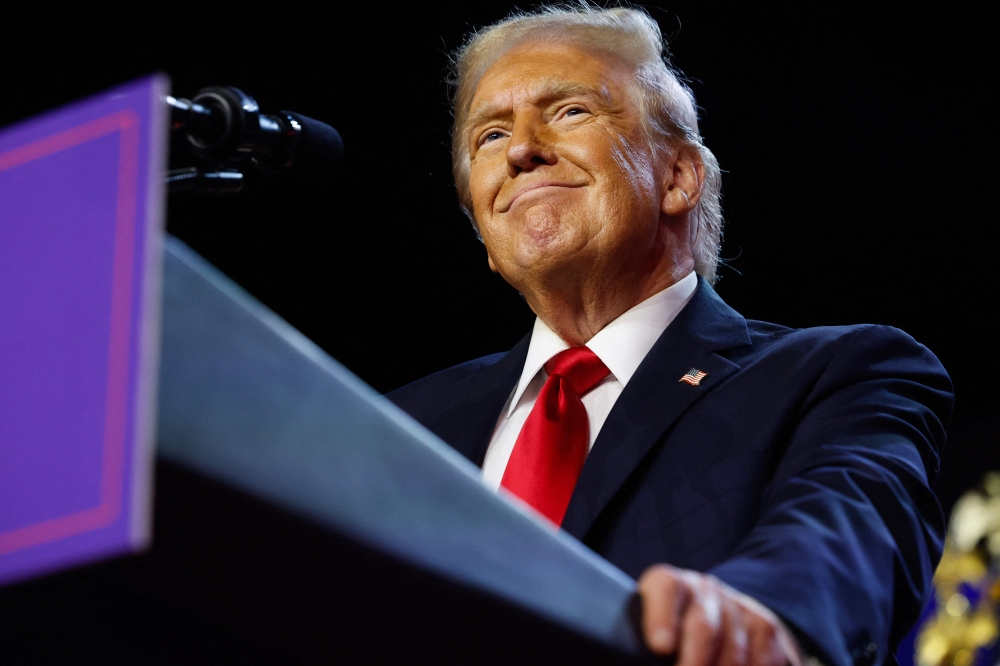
512, 202, 578, 248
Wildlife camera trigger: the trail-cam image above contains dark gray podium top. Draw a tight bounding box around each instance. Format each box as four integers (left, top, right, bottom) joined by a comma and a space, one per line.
157, 236, 644, 656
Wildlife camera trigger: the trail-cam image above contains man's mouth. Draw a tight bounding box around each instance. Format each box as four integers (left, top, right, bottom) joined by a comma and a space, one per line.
499, 182, 583, 213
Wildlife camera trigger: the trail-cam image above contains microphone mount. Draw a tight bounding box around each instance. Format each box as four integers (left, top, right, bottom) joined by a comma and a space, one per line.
166, 87, 343, 195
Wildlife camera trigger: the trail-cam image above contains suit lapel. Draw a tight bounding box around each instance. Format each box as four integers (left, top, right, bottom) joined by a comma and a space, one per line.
560, 280, 752, 540
430, 333, 531, 466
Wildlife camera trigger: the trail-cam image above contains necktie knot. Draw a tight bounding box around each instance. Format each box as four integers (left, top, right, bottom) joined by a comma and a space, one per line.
544, 346, 610, 397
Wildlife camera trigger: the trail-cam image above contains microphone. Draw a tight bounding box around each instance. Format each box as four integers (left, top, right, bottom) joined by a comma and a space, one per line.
166, 87, 343, 174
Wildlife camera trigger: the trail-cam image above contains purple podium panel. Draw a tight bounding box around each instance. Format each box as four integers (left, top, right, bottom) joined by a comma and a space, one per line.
0, 76, 168, 586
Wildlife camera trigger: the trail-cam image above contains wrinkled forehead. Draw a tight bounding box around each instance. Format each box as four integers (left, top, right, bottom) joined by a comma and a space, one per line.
465, 42, 630, 127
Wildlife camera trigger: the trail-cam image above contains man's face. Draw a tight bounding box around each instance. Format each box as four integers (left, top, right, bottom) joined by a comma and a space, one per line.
466, 42, 664, 295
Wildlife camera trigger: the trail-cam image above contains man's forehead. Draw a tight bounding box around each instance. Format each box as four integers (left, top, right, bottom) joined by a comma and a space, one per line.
467, 55, 622, 132
471, 76, 612, 113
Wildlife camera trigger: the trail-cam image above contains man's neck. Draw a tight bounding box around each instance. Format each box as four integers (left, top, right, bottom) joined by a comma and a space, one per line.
526, 261, 694, 346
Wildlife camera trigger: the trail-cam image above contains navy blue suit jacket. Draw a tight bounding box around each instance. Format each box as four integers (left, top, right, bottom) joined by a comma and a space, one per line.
388, 279, 953, 666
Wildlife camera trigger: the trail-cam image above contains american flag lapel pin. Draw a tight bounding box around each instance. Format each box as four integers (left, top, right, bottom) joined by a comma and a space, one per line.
679, 368, 708, 386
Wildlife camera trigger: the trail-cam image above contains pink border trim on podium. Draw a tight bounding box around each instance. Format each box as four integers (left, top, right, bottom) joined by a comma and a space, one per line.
0, 111, 140, 556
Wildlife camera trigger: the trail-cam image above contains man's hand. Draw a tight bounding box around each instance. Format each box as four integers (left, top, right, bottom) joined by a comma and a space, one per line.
638, 564, 804, 666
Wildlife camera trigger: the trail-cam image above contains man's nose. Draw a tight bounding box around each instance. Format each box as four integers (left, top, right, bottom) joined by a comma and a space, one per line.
505, 117, 556, 177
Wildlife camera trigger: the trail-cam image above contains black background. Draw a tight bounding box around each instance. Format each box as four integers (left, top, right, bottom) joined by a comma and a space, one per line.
2, 4, 994, 507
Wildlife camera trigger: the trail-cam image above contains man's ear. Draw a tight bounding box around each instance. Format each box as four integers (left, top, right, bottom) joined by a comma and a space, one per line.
661, 146, 705, 216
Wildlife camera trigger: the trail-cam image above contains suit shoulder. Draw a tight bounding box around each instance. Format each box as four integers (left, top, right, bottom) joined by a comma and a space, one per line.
746, 320, 932, 354
744, 320, 951, 391
386, 353, 507, 411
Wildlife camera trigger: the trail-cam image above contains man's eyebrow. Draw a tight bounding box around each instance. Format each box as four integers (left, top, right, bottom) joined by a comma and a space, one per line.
464, 79, 613, 136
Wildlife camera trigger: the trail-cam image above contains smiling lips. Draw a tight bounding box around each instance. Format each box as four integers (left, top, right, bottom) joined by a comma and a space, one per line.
498, 182, 584, 213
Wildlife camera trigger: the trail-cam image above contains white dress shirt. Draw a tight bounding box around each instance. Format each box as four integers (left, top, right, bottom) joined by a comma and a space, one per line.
482, 271, 699, 490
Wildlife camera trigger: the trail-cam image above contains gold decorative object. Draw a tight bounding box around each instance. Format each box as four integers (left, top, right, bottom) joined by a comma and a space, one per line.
916, 472, 1000, 666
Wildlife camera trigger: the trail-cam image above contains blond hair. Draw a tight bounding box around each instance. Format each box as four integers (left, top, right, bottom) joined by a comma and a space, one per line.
449, 4, 724, 283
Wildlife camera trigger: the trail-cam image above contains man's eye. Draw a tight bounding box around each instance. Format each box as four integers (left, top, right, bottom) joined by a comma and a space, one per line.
564, 107, 587, 117
483, 131, 505, 144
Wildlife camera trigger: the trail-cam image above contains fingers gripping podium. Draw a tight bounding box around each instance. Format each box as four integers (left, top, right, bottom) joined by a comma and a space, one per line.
157, 236, 649, 661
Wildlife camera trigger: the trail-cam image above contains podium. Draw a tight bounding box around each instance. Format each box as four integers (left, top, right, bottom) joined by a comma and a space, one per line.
0, 79, 651, 664
0, 237, 650, 663
152, 236, 648, 662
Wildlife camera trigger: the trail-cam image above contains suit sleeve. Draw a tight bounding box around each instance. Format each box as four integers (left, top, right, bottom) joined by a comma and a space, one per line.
709, 325, 953, 666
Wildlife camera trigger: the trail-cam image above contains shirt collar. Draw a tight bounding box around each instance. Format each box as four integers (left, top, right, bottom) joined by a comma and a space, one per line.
505, 271, 698, 417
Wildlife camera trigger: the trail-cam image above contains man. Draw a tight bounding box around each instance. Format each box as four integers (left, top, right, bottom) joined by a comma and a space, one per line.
389, 6, 952, 666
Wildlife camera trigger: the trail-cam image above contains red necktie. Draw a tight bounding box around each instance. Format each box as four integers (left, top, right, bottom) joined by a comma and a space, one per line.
500, 346, 610, 526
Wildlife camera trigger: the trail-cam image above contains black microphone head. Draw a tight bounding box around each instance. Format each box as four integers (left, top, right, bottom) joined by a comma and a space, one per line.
285, 112, 344, 174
